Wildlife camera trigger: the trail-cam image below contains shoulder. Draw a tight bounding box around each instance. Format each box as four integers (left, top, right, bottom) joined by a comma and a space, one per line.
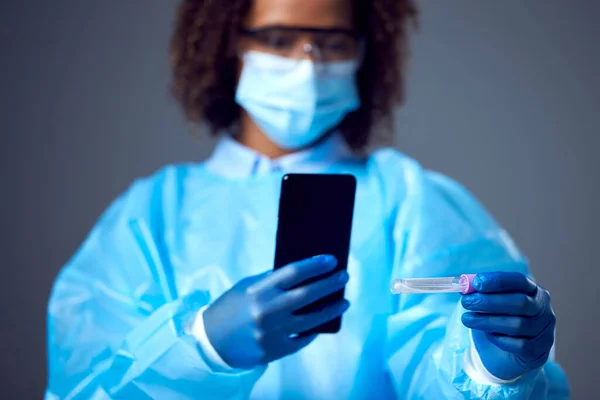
82, 163, 200, 248
367, 147, 524, 269
54, 164, 199, 309
366, 147, 497, 231
122, 164, 191, 210
62, 163, 199, 275
364, 148, 422, 216
113, 163, 200, 220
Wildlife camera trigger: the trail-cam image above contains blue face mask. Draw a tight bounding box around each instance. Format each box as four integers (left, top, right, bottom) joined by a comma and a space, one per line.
235, 51, 361, 150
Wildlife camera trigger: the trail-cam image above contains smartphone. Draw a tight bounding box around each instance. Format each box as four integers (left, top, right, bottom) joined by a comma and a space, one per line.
273, 173, 357, 334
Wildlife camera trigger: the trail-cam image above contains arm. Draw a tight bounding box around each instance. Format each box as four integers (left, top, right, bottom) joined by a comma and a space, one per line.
384, 170, 570, 399
45, 187, 265, 400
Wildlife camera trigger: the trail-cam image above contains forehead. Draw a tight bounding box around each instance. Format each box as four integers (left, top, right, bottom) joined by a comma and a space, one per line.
245, 0, 353, 29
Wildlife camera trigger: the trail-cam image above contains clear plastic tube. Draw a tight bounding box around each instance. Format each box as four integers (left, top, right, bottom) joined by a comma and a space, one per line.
390, 274, 476, 294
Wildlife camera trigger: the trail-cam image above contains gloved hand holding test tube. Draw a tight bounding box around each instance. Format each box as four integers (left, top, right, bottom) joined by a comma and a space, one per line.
391, 271, 557, 382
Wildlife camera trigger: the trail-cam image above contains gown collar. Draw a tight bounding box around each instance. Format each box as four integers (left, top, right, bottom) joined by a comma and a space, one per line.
205, 134, 352, 178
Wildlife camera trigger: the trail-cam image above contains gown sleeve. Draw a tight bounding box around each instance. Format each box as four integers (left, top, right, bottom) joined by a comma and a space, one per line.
372, 150, 570, 399
45, 169, 265, 400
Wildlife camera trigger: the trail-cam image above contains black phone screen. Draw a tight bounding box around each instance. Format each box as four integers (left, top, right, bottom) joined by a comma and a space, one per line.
273, 173, 357, 334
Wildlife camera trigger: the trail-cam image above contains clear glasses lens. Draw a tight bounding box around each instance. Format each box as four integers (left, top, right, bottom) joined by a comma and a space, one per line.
239, 28, 362, 72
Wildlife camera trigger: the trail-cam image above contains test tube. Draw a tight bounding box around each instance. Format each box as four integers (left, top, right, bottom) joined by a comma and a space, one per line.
390, 274, 476, 295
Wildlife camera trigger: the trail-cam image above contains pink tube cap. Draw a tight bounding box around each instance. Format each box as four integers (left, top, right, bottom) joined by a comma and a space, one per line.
459, 274, 477, 294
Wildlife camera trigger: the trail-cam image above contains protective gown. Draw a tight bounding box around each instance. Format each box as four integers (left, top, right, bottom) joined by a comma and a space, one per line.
46, 135, 570, 399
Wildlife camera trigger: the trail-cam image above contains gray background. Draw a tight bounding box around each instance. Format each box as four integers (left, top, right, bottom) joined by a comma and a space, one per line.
1, 0, 598, 398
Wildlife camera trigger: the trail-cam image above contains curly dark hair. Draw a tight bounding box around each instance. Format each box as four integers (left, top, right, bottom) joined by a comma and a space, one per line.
170, 0, 418, 151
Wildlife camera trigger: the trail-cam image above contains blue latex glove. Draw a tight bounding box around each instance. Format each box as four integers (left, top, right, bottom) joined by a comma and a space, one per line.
203, 254, 350, 369
461, 271, 556, 380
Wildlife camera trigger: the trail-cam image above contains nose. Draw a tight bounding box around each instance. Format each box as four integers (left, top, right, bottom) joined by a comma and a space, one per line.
301, 43, 320, 62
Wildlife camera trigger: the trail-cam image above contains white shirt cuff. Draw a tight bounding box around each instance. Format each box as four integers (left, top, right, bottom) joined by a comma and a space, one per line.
192, 305, 239, 373
463, 329, 522, 385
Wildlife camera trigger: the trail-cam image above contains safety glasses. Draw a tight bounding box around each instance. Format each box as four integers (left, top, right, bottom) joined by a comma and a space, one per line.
238, 26, 365, 71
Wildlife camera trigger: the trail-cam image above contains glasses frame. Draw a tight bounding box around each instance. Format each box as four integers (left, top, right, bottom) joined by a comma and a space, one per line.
238, 25, 365, 64
239, 25, 363, 39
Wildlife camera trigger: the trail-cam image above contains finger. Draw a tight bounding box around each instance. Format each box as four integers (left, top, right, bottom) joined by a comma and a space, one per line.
461, 293, 542, 316
284, 299, 350, 334
484, 332, 528, 354
473, 272, 538, 295
485, 332, 551, 366
462, 313, 541, 337
277, 270, 349, 311
270, 255, 338, 290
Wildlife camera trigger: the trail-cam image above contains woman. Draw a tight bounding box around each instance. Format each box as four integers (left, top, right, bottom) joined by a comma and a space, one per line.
45, 0, 570, 399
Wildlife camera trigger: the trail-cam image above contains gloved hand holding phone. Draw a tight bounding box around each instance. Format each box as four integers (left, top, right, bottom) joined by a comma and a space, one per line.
203, 254, 350, 370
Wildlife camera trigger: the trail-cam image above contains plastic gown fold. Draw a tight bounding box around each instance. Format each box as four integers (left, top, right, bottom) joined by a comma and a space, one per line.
46, 148, 570, 399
